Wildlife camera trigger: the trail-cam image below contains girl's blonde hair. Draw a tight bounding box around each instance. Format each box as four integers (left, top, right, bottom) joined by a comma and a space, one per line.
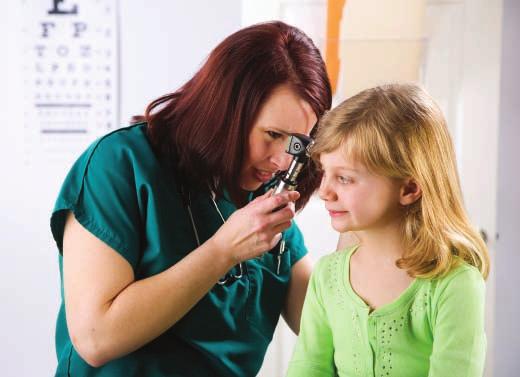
313, 83, 489, 279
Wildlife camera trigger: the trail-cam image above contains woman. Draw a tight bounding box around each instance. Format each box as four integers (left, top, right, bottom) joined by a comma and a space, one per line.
51, 21, 332, 376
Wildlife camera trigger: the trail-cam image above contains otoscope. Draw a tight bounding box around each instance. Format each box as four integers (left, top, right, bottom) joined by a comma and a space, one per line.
273, 133, 314, 195
269, 133, 314, 265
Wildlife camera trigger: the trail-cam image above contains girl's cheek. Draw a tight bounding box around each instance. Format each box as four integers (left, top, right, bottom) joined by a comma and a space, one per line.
343, 187, 363, 205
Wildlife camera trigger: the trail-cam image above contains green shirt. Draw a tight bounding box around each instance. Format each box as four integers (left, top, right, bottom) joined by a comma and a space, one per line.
51, 123, 307, 377
287, 246, 486, 377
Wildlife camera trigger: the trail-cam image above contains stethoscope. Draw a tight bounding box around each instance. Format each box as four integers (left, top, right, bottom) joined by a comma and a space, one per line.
186, 190, 244, 285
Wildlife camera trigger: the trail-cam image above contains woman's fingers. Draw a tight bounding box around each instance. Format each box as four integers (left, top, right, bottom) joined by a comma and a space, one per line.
250, 188, 274, 204
256, 190, 300, 213
216, 190, 300, 262
271, 221, 292, 235
266, 205, 295, 228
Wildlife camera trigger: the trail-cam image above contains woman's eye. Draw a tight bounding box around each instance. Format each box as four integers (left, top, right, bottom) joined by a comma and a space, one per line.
267, 131, 283, 139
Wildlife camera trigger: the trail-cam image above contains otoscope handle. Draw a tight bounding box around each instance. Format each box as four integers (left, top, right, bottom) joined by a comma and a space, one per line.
273, 179, 296, 195
268, 133, 313, 256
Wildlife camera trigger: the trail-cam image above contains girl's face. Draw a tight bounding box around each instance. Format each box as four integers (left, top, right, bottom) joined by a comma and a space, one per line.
239, 85, 317, 192
318, 148, 404, 233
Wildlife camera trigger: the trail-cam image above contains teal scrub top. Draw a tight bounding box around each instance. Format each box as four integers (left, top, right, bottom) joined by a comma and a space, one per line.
50, 123, 308, 377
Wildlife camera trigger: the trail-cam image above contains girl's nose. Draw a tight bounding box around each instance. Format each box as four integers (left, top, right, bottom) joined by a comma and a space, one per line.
318, 177, 336, 201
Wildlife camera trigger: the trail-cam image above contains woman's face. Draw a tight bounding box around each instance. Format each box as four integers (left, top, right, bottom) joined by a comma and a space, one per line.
239, 85, 317, 192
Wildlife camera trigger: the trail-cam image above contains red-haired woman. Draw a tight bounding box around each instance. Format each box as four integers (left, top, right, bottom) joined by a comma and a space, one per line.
51, 21, 331, 376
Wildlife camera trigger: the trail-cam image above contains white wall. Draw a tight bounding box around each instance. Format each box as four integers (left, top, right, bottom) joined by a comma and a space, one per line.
119, 2, 242, 124
0, 1, 241, 376
495, 0, 520, 375
422, 4, 503, 375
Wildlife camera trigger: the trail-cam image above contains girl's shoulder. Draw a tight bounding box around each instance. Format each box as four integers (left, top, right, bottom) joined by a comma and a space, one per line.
427, 259, 486, 304
311, 246, 357, 281
316, 246, 356, 266
436, 259, 484, 285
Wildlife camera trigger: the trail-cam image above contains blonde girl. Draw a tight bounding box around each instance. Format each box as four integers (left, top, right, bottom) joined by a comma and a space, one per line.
287, 83, 489, 377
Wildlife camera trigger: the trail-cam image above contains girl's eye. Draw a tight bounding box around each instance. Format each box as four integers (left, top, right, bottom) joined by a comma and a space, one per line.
267, 130, 283, 139
338, 176, 353, 184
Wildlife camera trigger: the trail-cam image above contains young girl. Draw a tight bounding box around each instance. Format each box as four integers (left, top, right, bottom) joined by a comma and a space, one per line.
286, 83, 489, 377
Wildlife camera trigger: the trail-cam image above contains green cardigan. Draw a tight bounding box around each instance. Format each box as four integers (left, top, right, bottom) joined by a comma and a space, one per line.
287, 246, 486, 377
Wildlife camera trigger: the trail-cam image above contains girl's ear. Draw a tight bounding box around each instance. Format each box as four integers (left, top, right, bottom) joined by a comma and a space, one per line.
399, 178, 422, 206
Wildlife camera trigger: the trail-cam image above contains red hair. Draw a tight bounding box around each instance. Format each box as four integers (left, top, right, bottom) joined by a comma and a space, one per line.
140, 21, 331, 209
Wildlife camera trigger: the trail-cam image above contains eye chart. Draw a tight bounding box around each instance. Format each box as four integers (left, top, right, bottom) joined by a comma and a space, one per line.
13, 0, 119, 165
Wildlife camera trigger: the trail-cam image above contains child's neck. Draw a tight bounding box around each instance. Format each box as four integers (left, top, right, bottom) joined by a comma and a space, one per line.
349, 220, 414, 311
354, 221, 404, 261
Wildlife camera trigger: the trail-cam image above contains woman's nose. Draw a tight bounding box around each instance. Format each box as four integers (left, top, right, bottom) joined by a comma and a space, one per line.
270, 148, 293, 171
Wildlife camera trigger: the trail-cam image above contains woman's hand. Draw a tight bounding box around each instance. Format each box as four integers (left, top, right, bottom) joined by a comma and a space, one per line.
209, 190, 300, 264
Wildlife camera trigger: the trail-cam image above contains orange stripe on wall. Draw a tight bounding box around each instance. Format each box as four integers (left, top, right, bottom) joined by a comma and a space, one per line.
326, 0, 346, 95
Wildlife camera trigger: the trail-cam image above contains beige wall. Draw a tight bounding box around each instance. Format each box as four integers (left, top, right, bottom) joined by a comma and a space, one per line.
336, 0, 426, 100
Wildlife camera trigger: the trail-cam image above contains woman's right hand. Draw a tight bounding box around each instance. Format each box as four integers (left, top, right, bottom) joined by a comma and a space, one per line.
209, 190, 300, 264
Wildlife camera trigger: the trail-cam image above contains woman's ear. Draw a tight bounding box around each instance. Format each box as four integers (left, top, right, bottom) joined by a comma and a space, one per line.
399, 178, 422, 206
